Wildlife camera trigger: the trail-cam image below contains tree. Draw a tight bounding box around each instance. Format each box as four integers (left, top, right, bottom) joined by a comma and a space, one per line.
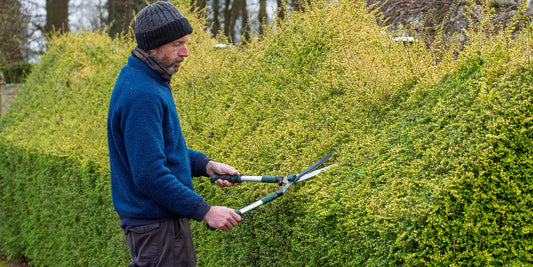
367, 0, 532, 45
191, 0, 208, 12
0, 0, 31, 83
45, 0, 69, 33
258, 0, 267, 35
210, 0, 222, 36
106, 0, 154, 37
238, 0, 249, 42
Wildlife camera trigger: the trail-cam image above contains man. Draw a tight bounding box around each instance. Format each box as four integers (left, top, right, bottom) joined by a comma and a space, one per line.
107, 2, 241, 266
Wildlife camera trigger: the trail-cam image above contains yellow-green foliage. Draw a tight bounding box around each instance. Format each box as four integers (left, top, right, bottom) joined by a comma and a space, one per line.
0, 0, 532, 266
0, 31, 134, 266
0, 31, 131, 164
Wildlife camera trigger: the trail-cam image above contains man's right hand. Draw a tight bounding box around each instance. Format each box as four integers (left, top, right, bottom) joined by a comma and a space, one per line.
203, 206, 241, 231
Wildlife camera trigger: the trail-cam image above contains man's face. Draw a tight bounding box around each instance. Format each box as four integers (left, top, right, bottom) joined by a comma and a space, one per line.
150, 35, 190, 74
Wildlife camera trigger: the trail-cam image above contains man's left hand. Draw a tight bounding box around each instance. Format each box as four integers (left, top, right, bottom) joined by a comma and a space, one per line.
206, 161, 240, 187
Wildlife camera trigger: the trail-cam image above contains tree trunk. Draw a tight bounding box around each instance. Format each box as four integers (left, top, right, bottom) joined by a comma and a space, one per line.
211, 0, 221, 36
106, 0, 151, 38
258, 0, 266, 35
46, 0, 69, 33
277, 0, 285, 21
223, 0, 232, 40
239, 0, 249, 42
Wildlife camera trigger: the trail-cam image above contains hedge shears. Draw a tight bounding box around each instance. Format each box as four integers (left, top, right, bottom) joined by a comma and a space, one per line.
207, 148, 341, 230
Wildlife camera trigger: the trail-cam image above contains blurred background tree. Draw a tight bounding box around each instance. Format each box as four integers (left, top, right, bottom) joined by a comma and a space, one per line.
367, 0, 532, 45
0, 0, 32, 83
106, 0, 155, 38
45, 0, 69, 33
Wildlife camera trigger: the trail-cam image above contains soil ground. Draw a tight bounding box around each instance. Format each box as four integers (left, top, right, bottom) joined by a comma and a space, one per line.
0, 255, 30, 267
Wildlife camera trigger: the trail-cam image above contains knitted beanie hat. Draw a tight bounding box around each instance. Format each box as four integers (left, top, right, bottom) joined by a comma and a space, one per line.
134, 1, 193, 50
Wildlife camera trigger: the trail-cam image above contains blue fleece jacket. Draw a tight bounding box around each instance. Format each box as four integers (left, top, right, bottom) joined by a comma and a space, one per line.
107, 56, 211, 230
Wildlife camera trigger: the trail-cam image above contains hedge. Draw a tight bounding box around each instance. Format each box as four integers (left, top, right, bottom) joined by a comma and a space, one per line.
0, 0, 532, 266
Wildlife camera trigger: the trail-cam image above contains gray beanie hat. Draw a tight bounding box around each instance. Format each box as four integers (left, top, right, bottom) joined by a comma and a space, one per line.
134, 1, 193, 50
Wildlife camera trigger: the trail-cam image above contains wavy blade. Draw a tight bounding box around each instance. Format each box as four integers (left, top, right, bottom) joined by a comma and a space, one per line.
296, 148, 342, 179
295, 164, 337, 183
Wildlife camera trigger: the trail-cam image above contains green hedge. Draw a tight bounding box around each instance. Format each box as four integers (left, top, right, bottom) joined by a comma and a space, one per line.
0, 26, 133, 266
0, 0, 532, 266
0, 144, 127, 265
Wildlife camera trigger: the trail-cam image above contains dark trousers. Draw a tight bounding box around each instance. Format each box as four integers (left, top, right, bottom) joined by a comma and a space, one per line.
125, 217, 197, 267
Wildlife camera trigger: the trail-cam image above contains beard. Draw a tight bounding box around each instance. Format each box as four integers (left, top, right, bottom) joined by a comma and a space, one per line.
163, 58, 183, 74
167, 65, 177, 74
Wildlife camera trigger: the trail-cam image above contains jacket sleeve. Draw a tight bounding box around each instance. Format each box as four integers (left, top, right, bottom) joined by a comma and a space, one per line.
189, 149, 212, 177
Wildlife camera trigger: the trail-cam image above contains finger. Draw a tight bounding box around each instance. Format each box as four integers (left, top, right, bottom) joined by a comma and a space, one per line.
227, 218, 238, 229
219, 164, 238, 175
227, 168, 239, 175
221, 218, 233, 230
214, 180, 228, 187
231, 211, 242, 223
215, 180, 239, 187
227, 217, 237, 227
218, 221, 229, 231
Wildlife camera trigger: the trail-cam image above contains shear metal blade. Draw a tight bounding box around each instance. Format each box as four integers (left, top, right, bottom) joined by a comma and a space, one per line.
296, 164, 337, 183
296, 148, 341, 178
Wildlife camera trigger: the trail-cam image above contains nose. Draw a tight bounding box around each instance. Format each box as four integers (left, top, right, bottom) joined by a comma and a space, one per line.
179, 44, 189, 57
